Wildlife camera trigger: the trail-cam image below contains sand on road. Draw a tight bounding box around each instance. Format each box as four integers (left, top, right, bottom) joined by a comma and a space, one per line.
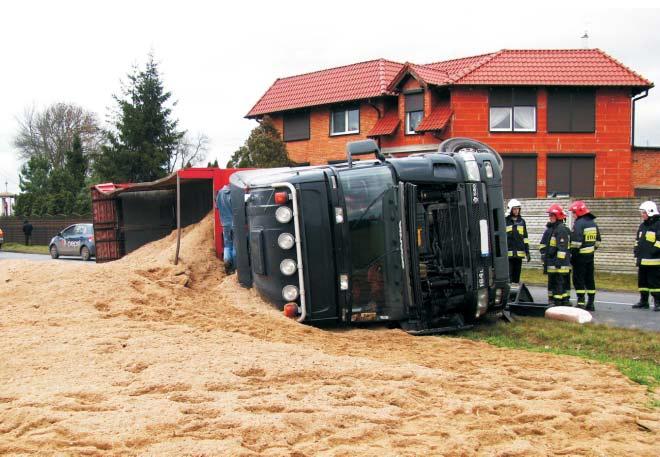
1, 214, 658, 456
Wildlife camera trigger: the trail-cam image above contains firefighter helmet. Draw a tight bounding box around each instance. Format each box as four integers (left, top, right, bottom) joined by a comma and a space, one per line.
569, 200, 590, 217
507, 199, 522, 215
547, 203, 567, 220
639, 201, 659, 217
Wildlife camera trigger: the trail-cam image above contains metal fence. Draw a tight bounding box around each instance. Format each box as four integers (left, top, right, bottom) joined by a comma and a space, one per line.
0, 215, 92, 246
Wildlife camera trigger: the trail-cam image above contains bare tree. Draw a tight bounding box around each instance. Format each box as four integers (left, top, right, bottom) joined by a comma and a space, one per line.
167, 132, 210, 172
14, 103, 102, 169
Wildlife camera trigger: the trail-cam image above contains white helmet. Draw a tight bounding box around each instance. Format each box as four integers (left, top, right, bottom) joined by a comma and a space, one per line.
639, 201, 659, 217
507, 199, 522, 215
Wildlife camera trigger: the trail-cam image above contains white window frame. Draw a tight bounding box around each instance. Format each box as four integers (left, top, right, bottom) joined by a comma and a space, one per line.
513, 106, 536, 132
406, 110, 424, 135
489, 107, 513, 132
489, 106, 537, 132
330, 108, 360, 136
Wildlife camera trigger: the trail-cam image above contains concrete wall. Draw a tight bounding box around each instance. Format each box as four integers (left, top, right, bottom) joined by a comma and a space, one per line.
517, 198, 658, 273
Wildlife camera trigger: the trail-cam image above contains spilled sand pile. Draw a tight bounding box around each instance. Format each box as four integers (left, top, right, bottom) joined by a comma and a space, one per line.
0, 213, 658, 456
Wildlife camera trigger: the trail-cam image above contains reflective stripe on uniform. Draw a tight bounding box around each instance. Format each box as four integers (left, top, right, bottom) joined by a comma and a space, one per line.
517, 252, 526, 257
548, 267, 571, 273
524, 238, 529, 244
655, 241, 660, 249
517, 226, 524, 235
587, 290, 596, 294
650, 288, 660, 293
506, 225, 513, 232
575, 289, 586, 294
640, 258, 660, 266
570, 241, 582, 248
579, 246, 595, 254
584, 227, 598, 233
639, 287, 649, 291
538, 244, 546, 249
557, 251, 566, 259
550, 237, 557, 247
645, 232, 657, 243
508, 251, 513, 257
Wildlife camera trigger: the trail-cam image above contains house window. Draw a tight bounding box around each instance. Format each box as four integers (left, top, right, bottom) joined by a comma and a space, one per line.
283, 111, 310, 142
331, 108, 359, 135
502, 155, 537, 199
546, 155, 595, 197
547, 88, 595, 133
405, 92, 424, 134
489, 88, 537, 132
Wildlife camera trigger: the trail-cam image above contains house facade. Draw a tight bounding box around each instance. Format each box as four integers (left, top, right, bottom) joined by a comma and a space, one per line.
246, 50, 655, 198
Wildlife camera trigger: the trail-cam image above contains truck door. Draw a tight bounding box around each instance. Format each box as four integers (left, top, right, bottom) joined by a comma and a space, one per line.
337, 166, 404, 323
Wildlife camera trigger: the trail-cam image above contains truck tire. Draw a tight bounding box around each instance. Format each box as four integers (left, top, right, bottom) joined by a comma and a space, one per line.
438, 137, 503, 172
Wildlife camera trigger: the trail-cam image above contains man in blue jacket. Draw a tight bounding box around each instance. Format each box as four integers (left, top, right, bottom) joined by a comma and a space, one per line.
217, 185, 235, 275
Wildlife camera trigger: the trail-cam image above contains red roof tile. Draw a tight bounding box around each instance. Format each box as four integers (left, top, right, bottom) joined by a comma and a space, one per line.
247, 50, 652, 117
246, 59, 403, 117
416, 106, 452, 132
367, 111, 400, 137
446, 49, 653, 87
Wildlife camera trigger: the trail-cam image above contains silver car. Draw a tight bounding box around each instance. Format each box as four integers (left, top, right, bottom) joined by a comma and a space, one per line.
49, 223, 96, 261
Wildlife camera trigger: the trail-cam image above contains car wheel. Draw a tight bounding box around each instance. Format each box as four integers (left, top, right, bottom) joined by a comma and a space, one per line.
80, 246, 91, 261
50, 245, 59, 259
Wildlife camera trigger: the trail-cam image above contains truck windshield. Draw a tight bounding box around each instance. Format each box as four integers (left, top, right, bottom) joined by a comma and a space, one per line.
339, 166, 403, 318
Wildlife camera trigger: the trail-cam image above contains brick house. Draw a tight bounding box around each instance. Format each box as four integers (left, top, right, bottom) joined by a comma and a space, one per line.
246, 49, 656, 198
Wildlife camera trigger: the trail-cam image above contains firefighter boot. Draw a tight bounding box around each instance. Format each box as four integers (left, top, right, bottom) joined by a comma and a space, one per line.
632, 292, 650, 309
586, 294, 595, 312
576, 293, 586, 309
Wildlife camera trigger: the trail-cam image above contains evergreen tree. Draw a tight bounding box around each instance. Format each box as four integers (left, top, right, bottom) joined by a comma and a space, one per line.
206, 159, 219, 168
95, 54, 184, 182
65, 134, 87, 189
227, 116, 290, 168
14, 155, 51, 216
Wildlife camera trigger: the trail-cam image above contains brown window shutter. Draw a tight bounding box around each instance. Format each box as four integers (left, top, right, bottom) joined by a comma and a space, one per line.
547, 89, 572, 132
571, 89, 596, 133
405, 92, 424, 112
283, 111, 310, 141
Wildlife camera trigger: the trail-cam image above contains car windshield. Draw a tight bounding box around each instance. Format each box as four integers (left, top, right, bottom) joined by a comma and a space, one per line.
339, 166, 403, 318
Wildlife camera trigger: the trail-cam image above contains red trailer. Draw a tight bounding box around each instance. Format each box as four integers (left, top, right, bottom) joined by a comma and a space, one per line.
91, 168, 240, 262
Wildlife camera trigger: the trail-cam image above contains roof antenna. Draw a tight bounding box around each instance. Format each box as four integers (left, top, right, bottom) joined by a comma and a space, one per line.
581, 30, 589, 49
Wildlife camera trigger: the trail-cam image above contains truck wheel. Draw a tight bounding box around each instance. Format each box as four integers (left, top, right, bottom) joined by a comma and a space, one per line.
50, 245, 59, 259
80, 246, 91, 261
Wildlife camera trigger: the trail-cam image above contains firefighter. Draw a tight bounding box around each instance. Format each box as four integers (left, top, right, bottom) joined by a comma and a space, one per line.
569, 201, 601, 311
632, 201, 660, 311
505, 199, 530, 285
540, 204, 571, 306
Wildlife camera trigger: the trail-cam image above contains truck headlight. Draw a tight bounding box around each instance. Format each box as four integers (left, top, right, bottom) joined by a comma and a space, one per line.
278, 233, 295, 250
464, 160, 481, 182
494, 288, 503, 305
275, 206, 292, 223
282, 285, 299, 301
280, 259, 297, 276
475, 288, 488, 318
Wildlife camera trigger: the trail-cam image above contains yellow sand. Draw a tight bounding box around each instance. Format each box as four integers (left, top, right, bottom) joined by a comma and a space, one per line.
0, 213, 658, 456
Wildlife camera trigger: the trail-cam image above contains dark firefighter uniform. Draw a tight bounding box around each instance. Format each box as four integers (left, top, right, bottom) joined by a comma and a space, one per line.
538, 224, 552, 301
541, 218, 571, 306
506, 214, 530, 283
634, 213, 660, 310
570, 213, 601, 310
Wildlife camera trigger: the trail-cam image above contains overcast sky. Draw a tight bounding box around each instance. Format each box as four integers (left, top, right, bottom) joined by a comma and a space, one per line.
1, 2, 658, 193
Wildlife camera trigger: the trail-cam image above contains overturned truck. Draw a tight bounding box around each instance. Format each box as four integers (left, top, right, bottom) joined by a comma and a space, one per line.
230, 138, 510, 334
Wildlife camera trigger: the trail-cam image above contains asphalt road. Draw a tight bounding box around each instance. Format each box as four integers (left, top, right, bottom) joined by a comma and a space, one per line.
0, 251, 92, 262
525, 285, 659, 332
1, 251, 657, 332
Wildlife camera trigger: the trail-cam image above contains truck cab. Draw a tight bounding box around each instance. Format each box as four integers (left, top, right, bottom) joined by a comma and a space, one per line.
230, 138, 509, 333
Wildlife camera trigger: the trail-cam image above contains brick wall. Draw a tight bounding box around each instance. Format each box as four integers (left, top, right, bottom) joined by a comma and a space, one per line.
271, 101, 383, 165
632, 148, 660, 190
450, 87, 634, 198
517, 198, 649, 273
